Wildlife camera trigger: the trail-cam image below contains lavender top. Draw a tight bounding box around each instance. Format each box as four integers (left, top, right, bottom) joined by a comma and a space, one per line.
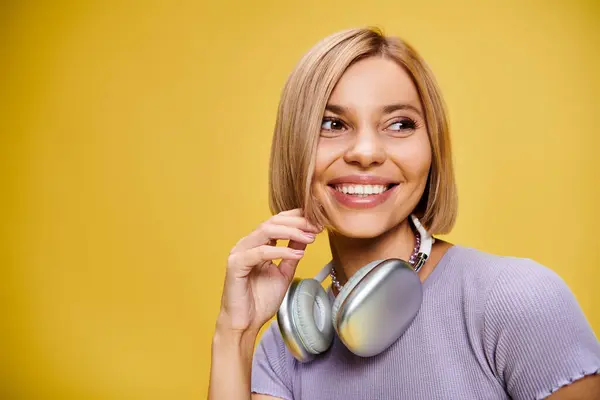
251, 245, 600, 399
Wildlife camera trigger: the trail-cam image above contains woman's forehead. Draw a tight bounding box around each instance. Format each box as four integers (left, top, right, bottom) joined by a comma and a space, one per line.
326, 57, 421, 114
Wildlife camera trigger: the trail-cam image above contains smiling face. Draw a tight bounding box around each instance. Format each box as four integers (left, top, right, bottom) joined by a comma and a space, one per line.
311, 56, 432, 238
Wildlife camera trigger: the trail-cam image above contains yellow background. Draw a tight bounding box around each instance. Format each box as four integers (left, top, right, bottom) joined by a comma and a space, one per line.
1, 1, 598, 398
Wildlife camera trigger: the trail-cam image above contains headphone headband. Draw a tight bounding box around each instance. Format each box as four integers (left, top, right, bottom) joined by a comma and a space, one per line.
410, 214, 434, 272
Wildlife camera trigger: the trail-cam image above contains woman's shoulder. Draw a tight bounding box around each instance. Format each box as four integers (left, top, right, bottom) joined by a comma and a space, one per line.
442, 243, 566, 292
457, 245, 584, 334
446, 243, 551, 271
451, 245, 595, 331
449, 245, 600, 398
438, 244, 590, 332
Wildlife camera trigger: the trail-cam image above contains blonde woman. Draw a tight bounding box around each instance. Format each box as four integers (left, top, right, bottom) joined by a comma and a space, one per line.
208, 27, 600, 399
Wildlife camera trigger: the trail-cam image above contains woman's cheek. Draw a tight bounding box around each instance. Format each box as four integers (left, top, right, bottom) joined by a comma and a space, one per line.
391, 134, 431, 175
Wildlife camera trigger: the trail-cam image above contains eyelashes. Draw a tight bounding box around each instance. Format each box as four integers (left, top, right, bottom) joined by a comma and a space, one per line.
321, 117, 347, 131
387, 118, 419, 131
320, 116, 421, 135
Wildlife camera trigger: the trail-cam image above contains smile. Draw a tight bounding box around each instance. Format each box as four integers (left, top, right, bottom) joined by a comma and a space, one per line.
333, 184, 392, 196
326, 176, 399, 209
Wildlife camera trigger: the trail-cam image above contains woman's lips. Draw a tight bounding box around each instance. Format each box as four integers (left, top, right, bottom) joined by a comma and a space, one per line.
328, 184, 398, 209
328, 175, 396, 185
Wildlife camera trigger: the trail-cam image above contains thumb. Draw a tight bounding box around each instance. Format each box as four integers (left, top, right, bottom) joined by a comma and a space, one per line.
278, 240, 307, 281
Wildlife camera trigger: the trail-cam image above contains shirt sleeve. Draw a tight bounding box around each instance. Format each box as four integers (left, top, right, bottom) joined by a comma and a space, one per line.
483, 258, 600, 400
251, 321, 295, 400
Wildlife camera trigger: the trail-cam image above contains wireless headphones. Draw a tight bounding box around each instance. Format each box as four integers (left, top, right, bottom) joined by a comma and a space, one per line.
276, 215, 433, 362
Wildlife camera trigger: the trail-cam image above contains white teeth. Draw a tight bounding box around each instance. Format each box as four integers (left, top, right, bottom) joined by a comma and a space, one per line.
334, 184, 389, 196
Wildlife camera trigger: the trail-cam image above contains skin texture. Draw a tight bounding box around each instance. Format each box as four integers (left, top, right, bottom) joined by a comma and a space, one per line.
209, 56, 600, 400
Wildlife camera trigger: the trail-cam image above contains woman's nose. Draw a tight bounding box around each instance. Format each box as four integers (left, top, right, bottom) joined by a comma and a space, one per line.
343, 128, 386, 168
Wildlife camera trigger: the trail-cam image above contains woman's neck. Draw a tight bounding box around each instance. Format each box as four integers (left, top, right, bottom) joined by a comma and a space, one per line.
328, 218, 416, 286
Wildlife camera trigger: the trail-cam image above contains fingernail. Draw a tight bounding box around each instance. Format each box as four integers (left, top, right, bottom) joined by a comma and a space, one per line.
303, 233, 316, 239
310, 225, 322, 232
292, 249, 305, 255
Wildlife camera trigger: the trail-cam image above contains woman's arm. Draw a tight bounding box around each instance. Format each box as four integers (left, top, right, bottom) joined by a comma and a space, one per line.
546, 375, 600, 399
208, 324, 257, 400
209, 324, 285, 400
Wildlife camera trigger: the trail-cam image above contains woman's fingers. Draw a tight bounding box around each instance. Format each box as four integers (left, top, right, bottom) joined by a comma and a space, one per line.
277, 208, 303, 217
269, 215, 321, 234
278, 240, 307, 281
227, 209, 321, 279
233, 219, 318, 252
227, 245, 305, 277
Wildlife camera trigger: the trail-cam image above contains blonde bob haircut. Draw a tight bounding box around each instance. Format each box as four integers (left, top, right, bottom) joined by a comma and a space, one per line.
268, 27, 457, 235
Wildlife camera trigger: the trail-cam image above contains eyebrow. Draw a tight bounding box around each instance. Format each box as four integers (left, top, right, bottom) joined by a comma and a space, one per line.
325, 103, 423, 117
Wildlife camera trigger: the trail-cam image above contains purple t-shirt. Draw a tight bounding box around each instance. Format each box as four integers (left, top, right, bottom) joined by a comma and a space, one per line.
251, 245, 600, 399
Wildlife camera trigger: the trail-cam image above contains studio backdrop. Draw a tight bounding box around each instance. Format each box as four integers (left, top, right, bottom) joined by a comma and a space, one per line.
2, 1, 598, 398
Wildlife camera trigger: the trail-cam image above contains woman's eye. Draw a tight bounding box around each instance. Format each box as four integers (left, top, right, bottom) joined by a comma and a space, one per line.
388, 118, 417, 131
321, 118, 345, 131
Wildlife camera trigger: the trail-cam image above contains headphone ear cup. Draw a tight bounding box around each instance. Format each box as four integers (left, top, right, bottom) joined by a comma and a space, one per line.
331, 260, 382, 330
292, 279, 334, 354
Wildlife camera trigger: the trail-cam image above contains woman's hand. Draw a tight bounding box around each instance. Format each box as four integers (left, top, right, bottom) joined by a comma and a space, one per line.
216, 208, 322, 336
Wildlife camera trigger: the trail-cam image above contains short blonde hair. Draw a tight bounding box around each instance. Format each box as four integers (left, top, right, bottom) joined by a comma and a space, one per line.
268, 27, 457, 235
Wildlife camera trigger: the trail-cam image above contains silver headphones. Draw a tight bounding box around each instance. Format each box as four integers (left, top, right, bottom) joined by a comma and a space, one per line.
276, 215, 433, 362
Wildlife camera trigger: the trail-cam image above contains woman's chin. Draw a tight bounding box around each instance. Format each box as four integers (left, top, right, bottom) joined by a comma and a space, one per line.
326, 215, 395, 239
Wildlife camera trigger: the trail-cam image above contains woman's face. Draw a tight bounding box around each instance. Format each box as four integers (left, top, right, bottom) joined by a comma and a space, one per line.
312, 56, 432, 238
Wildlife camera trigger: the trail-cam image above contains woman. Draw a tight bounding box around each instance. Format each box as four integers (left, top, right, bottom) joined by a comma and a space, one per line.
209, 27, 600, 399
